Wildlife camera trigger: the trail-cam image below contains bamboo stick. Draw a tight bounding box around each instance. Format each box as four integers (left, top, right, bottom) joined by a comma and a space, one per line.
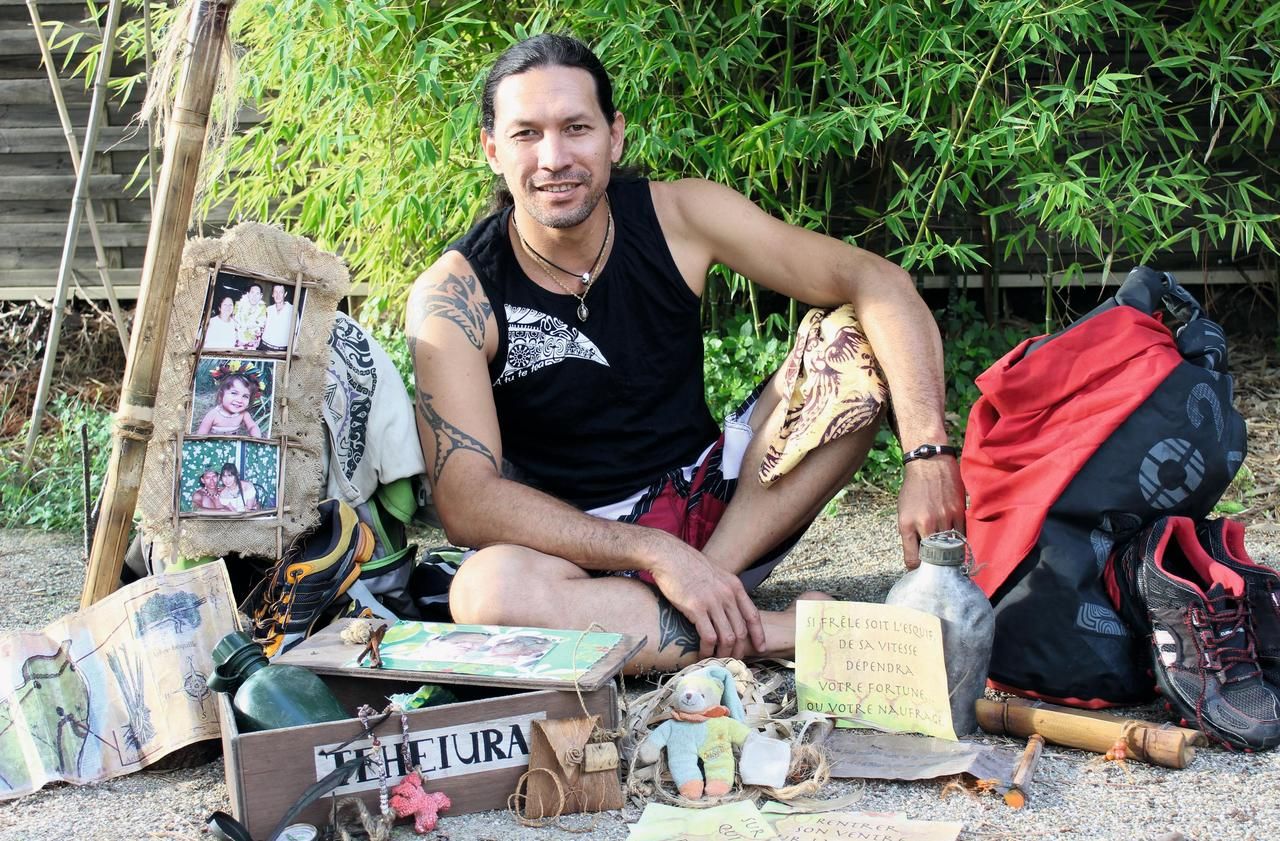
1002, 734, 1044, 809
82, 0, 237, 608
975, 698, 1195, 770
26, 0, 129, 354
1002, 697, 1208, 747
23, 0, 125, 468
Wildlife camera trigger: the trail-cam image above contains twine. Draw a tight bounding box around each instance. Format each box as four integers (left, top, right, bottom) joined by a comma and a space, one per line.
333, 796, 393, 841
507, 767, 602, 834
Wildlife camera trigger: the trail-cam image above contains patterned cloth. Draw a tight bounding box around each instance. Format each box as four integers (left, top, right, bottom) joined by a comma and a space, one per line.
759, 304, 887, 486
322, 314, 425, 505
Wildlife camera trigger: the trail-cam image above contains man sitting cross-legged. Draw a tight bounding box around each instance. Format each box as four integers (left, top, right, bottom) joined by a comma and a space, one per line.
406, 34, 965, 673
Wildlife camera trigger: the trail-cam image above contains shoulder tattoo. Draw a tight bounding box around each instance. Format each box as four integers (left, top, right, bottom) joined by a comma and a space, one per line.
415, 388, 499, 484
655, 594, 700, 656
408, 272, 492, 352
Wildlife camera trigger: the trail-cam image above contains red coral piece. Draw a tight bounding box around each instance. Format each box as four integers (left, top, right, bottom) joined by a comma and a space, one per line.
389, 769, 451, 834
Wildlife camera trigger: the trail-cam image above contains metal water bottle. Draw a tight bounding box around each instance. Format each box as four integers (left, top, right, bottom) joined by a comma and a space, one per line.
885, 532, 994, 737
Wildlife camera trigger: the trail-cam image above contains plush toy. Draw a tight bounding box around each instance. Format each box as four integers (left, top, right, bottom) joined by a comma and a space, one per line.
637, 665, 752, 799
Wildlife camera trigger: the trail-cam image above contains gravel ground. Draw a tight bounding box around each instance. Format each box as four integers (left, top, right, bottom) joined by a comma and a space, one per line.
2, 502, 1280, 841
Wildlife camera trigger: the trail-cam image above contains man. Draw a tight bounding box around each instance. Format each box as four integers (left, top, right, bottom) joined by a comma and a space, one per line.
407, 34, 964, 673
260, 284, 296, 352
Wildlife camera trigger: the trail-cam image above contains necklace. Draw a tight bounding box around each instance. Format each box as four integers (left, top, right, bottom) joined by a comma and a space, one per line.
512, 203, 613, 322
514, 196, 613, 286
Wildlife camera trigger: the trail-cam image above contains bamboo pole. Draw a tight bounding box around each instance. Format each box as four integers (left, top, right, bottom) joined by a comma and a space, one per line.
82, 0, 237, 608
22, 0, 125, 468
26, 0, 130, 354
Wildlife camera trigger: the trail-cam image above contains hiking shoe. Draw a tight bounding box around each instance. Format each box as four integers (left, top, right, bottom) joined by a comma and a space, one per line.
1107, 516, 1280, 751
251, 499, 374, 657
1198, 518, 1280, 687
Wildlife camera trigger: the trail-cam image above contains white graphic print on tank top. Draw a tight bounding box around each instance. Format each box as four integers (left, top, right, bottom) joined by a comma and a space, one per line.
494, 306, 610, 386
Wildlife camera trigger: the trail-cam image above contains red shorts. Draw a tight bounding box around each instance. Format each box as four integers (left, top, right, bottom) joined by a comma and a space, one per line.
586, 386, 808, 592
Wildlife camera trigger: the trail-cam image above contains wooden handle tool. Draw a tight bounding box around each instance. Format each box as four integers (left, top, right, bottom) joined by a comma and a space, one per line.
1002, 734, 1045, 809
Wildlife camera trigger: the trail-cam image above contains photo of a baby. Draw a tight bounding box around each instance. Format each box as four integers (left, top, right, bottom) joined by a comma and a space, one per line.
200, 268, 306, 354
189, 358, 274, 439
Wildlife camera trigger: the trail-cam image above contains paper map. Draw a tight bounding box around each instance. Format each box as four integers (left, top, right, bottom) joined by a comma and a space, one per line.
0, 562, 238, 799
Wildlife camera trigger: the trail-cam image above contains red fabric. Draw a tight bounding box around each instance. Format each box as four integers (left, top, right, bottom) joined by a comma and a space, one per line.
963, 307, 1185, 595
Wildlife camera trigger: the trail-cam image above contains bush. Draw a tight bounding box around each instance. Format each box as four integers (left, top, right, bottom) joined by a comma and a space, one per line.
78, 0, 1278, 322
0, 394, 113, 531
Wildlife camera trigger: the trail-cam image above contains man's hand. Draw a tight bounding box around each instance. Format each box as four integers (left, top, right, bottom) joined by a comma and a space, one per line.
897, 457, 966, 569
646, 535, 766, 660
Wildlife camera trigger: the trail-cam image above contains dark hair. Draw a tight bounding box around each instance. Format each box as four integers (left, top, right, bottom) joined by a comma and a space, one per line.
214, 373, 261, 409
220, 462, 247, 506
480, 33, 615, 134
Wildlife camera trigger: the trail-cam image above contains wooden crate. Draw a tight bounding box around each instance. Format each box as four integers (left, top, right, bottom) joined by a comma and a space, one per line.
219, 622, 642, 837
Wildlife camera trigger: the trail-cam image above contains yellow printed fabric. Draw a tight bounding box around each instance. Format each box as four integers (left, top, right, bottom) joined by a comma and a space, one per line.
760, 305, 887, 485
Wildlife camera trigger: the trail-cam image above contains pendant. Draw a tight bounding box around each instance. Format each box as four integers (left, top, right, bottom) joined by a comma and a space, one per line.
581, 272, 591, 286
577, 301, 589, 321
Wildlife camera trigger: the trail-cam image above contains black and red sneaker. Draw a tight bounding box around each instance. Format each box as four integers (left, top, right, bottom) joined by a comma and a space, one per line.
1108, 516, 1280, 751
1198, 517, 1280, 687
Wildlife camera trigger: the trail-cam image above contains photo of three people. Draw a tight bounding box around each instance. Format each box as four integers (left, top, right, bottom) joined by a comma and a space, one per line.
202, 269, 305, 353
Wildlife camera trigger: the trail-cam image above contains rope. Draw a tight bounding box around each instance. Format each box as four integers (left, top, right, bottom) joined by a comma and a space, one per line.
506, 767, 602, 833
332, 797, 393, 841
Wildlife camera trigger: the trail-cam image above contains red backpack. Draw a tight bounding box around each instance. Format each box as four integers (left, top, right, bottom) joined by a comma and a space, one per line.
962, 267, 1246, 707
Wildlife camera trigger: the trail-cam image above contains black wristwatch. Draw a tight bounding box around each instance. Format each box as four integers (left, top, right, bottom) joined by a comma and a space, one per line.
902, 443, 958, 465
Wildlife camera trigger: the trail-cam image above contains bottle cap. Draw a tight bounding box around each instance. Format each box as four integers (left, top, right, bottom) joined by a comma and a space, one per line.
278, 825, 318, 841
919, 533, 967, 566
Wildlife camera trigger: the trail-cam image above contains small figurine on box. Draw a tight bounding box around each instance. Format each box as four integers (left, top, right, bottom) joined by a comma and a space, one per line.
637, 665, 751, 799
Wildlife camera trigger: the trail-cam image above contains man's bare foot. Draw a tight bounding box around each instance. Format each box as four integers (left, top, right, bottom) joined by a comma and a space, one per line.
784, 590, 838, 613
755, 593, 838, 658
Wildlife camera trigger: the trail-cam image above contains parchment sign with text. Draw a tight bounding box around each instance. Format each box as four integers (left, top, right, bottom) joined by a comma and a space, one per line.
795, 601, 955, 740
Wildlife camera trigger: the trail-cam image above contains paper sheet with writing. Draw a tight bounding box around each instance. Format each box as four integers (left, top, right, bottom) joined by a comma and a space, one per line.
795, 601, 954, 740
824, 731, 1019, 781
770, 811, 962, 841
0, 562, 237, 800
627, 800, 777, 841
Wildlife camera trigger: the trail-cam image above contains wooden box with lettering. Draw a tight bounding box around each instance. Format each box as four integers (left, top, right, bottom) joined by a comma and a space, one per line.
218, 619, 643, 837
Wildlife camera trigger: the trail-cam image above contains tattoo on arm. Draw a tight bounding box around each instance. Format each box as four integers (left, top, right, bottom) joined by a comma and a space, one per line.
415, 388, 499, 485
408, 272, 492, 352
655, 594, 700, 656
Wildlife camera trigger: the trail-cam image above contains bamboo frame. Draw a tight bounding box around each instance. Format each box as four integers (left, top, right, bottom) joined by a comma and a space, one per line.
166, 260, 315, 558
83, 0, 238, 608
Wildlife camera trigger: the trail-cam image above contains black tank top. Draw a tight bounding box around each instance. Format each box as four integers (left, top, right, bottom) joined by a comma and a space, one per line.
448, 177, 719, 509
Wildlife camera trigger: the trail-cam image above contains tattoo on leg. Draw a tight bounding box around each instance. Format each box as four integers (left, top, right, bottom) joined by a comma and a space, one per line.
656, 595, 700, 656
407, 272, 492, 351
415, 389, 499, 484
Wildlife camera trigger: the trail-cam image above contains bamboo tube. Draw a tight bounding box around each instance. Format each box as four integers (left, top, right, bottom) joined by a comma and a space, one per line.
1002, 697, 1208, 747
23, 0, 125, 468
975, 699, 1195, 769
82, 0, 237, 608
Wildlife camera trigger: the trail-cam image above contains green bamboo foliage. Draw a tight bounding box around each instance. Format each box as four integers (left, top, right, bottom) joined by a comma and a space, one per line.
90, 0, 1278, 320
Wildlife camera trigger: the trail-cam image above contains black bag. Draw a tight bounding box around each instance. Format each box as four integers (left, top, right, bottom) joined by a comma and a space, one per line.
963, 267, 1246, 706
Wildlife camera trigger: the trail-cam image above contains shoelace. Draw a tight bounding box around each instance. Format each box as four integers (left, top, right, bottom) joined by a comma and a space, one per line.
1200, 592, 1263, 683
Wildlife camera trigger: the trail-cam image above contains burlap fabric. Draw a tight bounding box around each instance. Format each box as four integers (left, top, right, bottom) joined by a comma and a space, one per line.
137, 222, 350, 562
